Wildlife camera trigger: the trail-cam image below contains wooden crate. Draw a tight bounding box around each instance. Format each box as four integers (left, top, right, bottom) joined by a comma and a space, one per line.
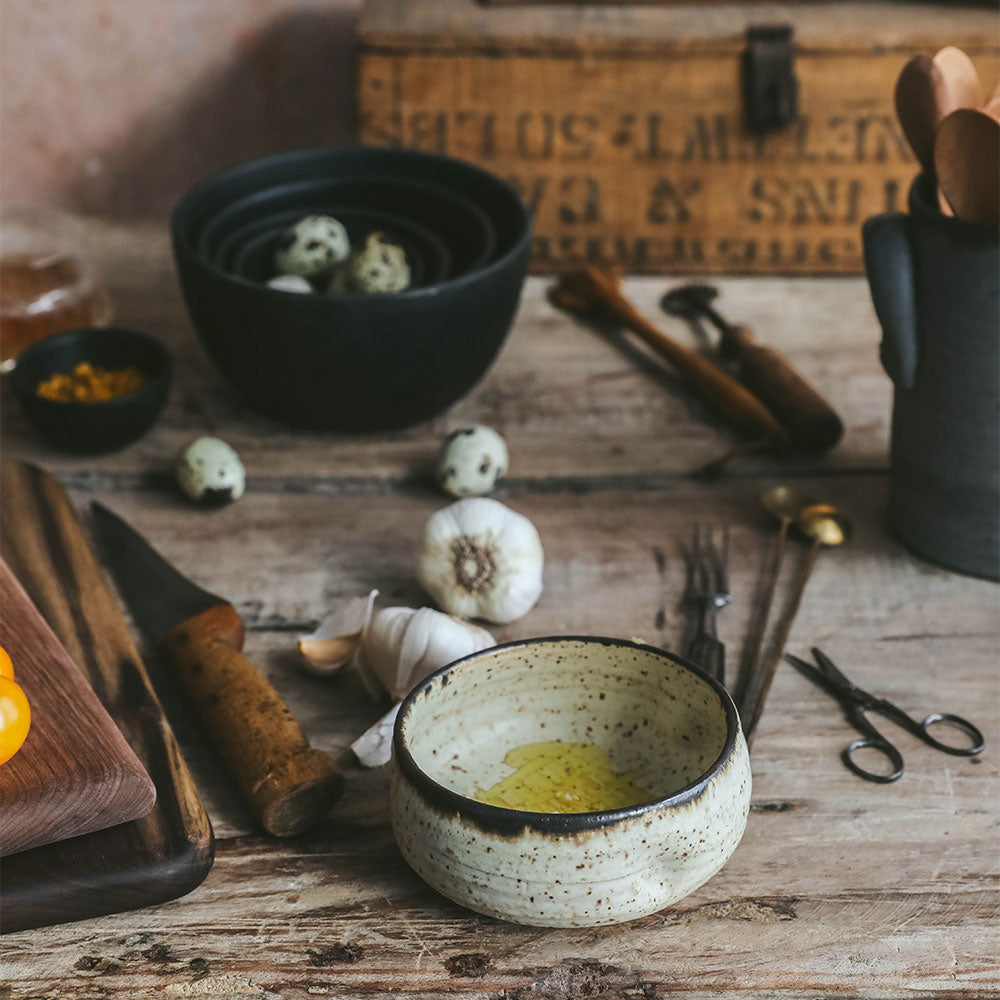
357, 0, 998, 274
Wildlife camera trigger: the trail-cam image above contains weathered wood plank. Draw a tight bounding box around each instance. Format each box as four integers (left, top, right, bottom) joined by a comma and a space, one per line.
2, 221, 891, 484
357, 0, 998, 274
1, 219, 997, 999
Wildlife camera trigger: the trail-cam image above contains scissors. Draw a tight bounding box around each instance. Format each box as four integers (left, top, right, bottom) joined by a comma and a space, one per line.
784, 647, 985, 783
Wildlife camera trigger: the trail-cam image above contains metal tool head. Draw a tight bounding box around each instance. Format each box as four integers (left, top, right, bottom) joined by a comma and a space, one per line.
91, 501, 226, 641
661, 284, 720, 318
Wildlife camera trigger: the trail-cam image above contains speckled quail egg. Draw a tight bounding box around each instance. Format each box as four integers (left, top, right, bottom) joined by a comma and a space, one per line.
176, 436, 246, 506
273, 215, 350, 279
346, 232, 410, 294
436, 425, 509, 497
266, 273, 313, 294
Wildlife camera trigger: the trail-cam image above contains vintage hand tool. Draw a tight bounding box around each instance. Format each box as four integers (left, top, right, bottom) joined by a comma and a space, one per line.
785, 647, 984, 782
92, 503, 343, 837
661, 285, 844, 452
551, 267, 787, 447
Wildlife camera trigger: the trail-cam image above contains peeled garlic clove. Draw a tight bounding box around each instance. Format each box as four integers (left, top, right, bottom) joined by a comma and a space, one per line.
359, 605, 495, 700
298, 590, 378, 675
351, 703, 402, 768
417, 497, 543, 624
437, 425, 509, 498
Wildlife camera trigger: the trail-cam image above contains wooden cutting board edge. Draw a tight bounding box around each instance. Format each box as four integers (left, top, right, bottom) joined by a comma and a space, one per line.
0, 459, 215, 934
0, 560, 158, 856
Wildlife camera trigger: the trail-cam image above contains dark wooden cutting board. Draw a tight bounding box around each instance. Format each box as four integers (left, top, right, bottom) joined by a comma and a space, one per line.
0, 459, 214, 933
0, 561, 156, 856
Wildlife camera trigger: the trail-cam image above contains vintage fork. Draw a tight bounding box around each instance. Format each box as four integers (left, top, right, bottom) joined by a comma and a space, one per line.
684, 524, 731, 685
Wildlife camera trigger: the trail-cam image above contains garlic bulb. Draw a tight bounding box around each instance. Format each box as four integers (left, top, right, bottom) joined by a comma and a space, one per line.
417, 497, 543, 623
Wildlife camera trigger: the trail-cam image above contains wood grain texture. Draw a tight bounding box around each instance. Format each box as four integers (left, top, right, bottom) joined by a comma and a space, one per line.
0, 219, 997, 996
0, 560, 156, 857
357, 0, 999, 275
0, 460, 213, 933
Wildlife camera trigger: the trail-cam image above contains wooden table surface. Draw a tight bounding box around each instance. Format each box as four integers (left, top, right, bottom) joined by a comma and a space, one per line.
2, 221, 997, 999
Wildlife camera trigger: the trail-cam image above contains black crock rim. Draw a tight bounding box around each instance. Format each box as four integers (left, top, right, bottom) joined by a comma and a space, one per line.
170, 144, 533, 301
392, 635, 742, 836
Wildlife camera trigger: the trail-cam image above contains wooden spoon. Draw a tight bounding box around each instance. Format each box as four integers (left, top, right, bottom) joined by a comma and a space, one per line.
933, 47, 985, 112
895, 54, 950, 174
934, 107, 1000, 228
894, 49, 983, 176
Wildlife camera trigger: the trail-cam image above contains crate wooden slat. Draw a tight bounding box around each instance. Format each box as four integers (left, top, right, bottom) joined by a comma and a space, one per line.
358, 0, 999, 274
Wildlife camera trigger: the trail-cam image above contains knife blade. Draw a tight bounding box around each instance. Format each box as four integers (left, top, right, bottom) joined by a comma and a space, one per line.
91, 502, 343, 837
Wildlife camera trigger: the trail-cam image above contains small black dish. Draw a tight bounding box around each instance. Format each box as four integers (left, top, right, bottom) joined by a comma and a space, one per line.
11, 327, 172, 453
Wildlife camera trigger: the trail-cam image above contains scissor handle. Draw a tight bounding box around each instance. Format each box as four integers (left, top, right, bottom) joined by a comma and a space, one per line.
842, 736, 905, 783
840, 705, 905, 782
918, 712, 985, 756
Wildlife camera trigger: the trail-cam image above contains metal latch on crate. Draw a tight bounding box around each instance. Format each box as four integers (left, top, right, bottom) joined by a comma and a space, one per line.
742, 25, 798, 134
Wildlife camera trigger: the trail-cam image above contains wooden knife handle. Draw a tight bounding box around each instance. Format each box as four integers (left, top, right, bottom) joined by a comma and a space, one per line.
163, 604, 343, 837
723, 325, 844, 452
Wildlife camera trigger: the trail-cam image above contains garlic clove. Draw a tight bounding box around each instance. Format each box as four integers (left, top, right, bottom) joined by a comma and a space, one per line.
298, 590, 378, 675
417, 497, 543, 624
359, 605, 496, 700
351, 703, 402, 768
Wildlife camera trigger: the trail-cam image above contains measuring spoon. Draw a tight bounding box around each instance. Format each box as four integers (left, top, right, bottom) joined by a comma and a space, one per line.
734, 485, 813, 707
742, 502, 853, 744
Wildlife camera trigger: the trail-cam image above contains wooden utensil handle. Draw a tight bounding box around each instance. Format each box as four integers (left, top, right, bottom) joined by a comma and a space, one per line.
723, 325, 843, 451
614, 299, 786, 442
163, 604, 343, 837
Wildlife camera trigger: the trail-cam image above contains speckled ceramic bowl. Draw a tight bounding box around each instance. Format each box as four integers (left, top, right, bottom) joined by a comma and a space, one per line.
390, 637, 751, 927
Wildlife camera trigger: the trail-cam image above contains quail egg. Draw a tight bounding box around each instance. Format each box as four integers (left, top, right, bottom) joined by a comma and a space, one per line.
176, 436, 246, 506
436, 425, 509, 497
346, 232, 410, 294
266, 273, 313, 294
274, 215, 350, 279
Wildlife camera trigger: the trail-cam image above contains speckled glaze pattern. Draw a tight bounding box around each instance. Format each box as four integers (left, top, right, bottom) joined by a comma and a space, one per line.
390, 637, 751, 928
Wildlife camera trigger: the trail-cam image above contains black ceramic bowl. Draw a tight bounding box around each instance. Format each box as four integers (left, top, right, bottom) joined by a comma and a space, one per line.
11, 327, 172, 453
199, 176, 495, 278
171, 146, 530, 431
226, 207, 453, 289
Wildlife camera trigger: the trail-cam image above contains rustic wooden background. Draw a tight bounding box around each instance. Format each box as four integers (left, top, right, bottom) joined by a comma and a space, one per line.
1, 220, 997, 998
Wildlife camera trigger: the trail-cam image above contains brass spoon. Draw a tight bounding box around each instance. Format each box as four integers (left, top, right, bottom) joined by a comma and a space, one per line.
734, 485, 813, 708
742, 501, 853, 744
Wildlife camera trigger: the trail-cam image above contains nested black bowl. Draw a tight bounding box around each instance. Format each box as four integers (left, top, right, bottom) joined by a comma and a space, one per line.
11, 326, 172, 453
171, 146, 531, 431
226, 207, 452, 289
198, 175, 496, 278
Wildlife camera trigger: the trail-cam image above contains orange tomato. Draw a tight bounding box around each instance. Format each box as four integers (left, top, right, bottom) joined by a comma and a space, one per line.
0, 645, 13, 679
0, 645, 31, 765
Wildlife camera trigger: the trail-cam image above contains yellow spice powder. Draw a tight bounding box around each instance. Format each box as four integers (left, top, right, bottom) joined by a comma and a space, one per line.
36, 361, 146, 403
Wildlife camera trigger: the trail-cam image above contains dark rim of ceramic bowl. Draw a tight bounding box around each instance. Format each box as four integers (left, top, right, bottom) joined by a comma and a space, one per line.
393, 635, 742, 836
198, 175, 496, 276
172, 146, 531, 302
215, 206, 453, 285
12, 326, 172, 409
